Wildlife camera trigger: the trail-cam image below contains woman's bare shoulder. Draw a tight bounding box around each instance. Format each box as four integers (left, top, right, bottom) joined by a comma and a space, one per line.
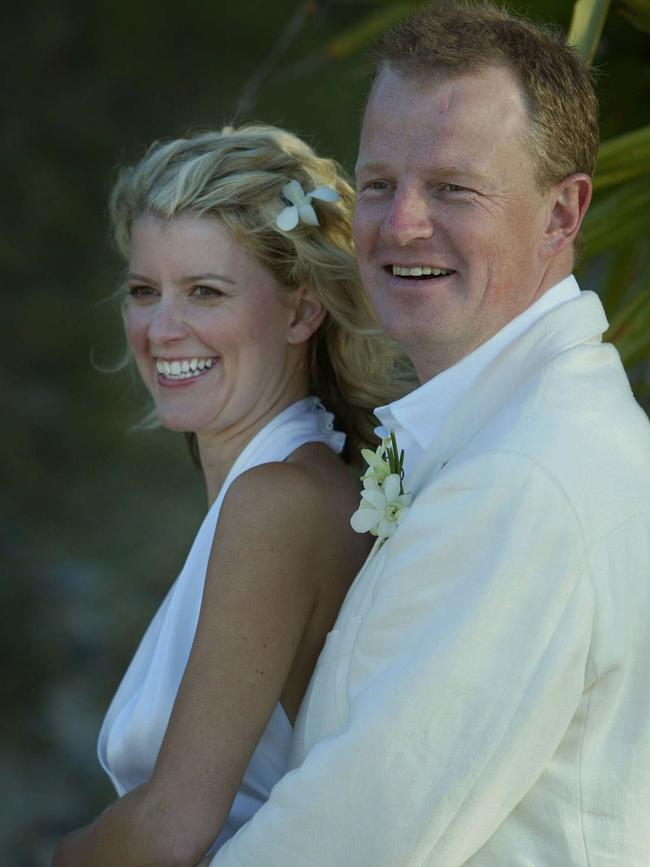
223, 446, 360, 528
222, 455, 336, 523
218, 446, 367, 587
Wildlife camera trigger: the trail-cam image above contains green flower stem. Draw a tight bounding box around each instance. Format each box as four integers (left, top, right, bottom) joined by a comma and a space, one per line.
389, 431, 405, 494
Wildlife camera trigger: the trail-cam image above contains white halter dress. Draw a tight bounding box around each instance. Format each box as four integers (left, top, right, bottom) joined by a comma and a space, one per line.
97, 397, 345, 855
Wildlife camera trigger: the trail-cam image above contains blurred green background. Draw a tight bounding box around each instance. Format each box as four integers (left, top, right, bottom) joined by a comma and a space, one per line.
2, 2, 648, 864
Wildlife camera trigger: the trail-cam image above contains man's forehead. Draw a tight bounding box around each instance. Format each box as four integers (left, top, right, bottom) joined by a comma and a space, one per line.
357, 65, 528, 165
365, 63, 525, 116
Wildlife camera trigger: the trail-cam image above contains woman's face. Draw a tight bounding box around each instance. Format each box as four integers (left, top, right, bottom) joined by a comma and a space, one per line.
125, 213, 306, 437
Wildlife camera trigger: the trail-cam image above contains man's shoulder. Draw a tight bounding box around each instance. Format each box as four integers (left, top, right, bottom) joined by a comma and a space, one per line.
502, 338, 647, 465
420, 339, 650, 541
467, 333, 644, 444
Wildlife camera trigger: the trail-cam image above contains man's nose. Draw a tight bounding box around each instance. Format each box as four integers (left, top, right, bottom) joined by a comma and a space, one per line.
380, 187, 434, 247
147, 297, 189, 344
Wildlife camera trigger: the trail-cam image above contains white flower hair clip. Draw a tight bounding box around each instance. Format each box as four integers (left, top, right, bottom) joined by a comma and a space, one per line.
276, 179, 340, 231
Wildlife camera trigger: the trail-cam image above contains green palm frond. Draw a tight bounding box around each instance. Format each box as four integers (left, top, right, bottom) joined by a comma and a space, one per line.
617, 0, 650, 34
593, 124, 650, 190
568, 0, 612, 61
606, 274, 650, 366
596, 242, 649, 309
325, 3, 419, 60
582, 177, 650, 258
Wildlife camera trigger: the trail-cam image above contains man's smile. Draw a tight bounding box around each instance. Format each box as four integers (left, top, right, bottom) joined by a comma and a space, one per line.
384, 265, 456, 279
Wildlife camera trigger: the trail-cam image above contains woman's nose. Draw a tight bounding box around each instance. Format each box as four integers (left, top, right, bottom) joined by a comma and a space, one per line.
147, 297, 189, 345
380, 186, 434, 247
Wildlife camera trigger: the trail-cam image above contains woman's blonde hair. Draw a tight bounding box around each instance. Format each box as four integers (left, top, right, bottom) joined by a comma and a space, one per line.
110, 123, 414, 460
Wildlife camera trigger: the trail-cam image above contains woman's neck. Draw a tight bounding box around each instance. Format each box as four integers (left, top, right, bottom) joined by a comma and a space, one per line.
197, 384, 310, 505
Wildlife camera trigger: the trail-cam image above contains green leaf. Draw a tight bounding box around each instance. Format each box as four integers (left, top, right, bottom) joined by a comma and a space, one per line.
617, 0, 650, 34
606, 275, 650, 365
595, 242, 649, 309
582, 177, 650, 258
325, 3, 418, 59
568, 0, 612, 62
593, 124, 650, 190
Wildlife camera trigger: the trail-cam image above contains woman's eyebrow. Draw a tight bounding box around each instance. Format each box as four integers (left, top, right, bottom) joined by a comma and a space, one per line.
183, 272, 236, 284
126, 271, 236, 284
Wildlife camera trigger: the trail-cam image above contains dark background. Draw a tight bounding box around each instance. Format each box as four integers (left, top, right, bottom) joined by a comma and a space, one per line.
2, 2, 648, 864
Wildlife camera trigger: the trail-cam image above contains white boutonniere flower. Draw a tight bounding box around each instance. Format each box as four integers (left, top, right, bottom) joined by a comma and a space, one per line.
360, 441, 393, 485
351, 432, 412, 543
276, 179, 340, 231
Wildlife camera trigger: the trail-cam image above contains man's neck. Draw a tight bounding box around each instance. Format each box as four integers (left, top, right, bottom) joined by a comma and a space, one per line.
412, 264, 575, 382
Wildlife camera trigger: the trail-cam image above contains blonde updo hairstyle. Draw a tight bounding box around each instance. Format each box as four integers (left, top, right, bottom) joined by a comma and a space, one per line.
110, 124, 414, 462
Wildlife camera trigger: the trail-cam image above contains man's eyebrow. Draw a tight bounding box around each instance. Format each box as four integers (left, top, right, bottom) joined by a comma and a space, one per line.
355, 161, 487, 186
429, 165, 487, 184
354, 160, 389, 176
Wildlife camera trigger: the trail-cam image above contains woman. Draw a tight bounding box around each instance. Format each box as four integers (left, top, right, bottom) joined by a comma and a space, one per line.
53, 124, 411, 867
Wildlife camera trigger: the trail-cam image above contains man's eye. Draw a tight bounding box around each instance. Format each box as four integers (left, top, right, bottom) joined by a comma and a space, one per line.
442, 183, 465, 192
359, 180, 389, 192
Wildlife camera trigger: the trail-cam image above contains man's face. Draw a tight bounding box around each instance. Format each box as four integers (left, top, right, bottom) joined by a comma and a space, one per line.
353, 65, 558, 380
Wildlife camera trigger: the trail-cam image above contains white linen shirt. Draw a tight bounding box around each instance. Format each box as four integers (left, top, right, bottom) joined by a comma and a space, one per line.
210, 281, 650, 867
374, 275, 582, 481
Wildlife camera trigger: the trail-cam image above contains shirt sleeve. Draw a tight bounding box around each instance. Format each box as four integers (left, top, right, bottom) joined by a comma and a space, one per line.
209, 449, 594, 867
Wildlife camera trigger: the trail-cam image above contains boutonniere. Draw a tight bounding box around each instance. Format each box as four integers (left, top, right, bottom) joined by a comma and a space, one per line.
350, 432, 412, 545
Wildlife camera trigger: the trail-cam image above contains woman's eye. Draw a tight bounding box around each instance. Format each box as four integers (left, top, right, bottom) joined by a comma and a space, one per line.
192, 285, 224, 299
127, 285, 157, 299
442, 183, 466, 192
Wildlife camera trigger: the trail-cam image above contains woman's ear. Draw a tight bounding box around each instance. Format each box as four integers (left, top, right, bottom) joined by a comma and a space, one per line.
542, 173, 592, 257
287, 287, 327, 345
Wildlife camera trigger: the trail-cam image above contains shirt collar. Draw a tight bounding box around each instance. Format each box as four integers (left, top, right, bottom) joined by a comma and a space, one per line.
375, 276, 582, 460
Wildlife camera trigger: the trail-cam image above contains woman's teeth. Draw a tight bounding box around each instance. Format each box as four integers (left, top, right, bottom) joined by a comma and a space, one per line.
156, 357, 216, 380
391, 266, 453, 277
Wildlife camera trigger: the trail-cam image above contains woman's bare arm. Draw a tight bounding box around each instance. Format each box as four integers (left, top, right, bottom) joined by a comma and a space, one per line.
53, 460, 343, 867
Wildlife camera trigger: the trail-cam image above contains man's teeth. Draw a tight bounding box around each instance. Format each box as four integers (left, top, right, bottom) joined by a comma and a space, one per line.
155, 357, 216, 379
392, 265, 453, 277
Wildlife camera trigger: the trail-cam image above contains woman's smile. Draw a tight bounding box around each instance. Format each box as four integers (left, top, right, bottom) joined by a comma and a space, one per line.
154, 355, 220, 385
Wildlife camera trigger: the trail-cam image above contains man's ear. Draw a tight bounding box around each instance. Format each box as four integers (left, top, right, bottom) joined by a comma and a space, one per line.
542, 173, 592, 257
287, 287, 327, 345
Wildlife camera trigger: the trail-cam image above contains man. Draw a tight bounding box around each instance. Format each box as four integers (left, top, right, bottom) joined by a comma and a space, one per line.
211, 3, 650, 864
